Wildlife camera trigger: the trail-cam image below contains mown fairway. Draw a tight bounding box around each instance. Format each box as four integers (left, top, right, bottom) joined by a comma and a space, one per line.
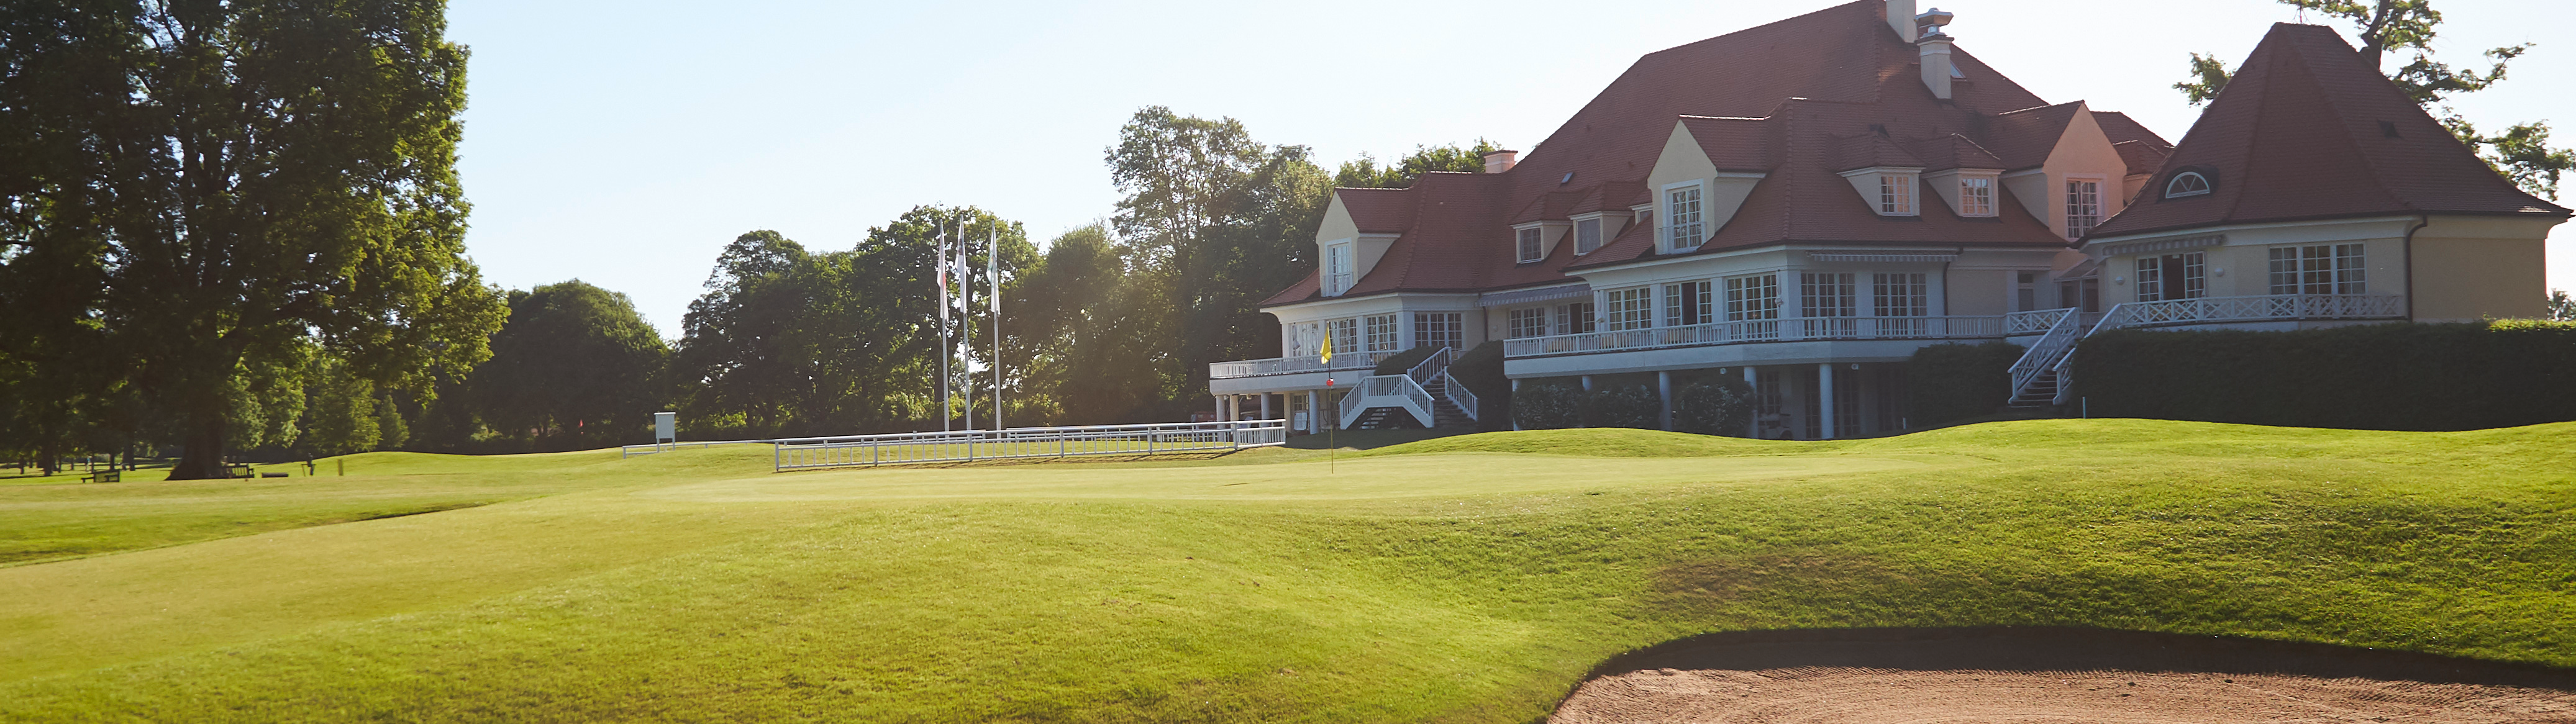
2, 420, 2570, 722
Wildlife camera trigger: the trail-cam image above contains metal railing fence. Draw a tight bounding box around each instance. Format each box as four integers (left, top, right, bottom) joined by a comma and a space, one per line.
770, 420, 1286, 471
1207, 351, 1396, 379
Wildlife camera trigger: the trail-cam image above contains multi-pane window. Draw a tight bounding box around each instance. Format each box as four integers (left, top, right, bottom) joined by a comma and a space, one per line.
1557, 302, 1596, 335
2065, 179, 2101, 239
2138, 253, 2208, 302
1801, 273, 1857, 316
1363, 314, 1398, 351
1515, 227, 1543, 263
1878, 173, 1916, 215
1724, 274, 1781, 320
2015, 271, 2038, 311
1959, 176, 1994, 216
1573, 218, 1602, 255
2269, 244, 2367, 294
1663, 281, 1713, 327
1413, 312, 1462, 351
1873, 273, 1928, 317
1667, 186, 1704, 251
1506, 307, 1549, 339
1327, 318, 1358, 357
1325, 243, 1352, 295
1604, 288, 1653, 331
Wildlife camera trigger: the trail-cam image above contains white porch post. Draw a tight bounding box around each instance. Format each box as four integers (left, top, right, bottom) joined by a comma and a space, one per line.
1657, 370, 1673, 431
1744, 366, 1760, 438
1259, 394, 1271, 421
1511, 378, 1522, 432
1581, 375, 1594, 392
1306, 390, 1320, 433
1816, 363, 1836, 440
1214, 396, 1224, 423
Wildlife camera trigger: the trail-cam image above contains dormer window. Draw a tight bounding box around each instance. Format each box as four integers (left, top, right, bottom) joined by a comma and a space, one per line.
1665, 185, 1704, 251
1324, 242, 1352, 296
1877, 173, 1918, 215
1516, 227, 1543, 263
2165, 170, 2213, 198
1959, 176, 1994, 216
1573, 217, 1602, 255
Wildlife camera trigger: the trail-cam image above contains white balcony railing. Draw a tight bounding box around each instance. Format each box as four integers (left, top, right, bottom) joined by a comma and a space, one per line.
1208, 350, 1395, 380
1504, 315, 2008, 358
2093, 294, 2405, 332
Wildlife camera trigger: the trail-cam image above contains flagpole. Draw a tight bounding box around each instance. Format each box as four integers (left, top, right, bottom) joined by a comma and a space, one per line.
938, 221, 952, 432
990, 224, 1001, 432
962, 221, 975, 432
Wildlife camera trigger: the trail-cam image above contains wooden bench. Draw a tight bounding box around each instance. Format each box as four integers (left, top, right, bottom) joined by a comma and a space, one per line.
81, 469, 121, 484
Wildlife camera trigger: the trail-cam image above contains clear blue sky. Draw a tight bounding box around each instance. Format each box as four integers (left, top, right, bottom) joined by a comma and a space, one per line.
447, 0, 2574, 336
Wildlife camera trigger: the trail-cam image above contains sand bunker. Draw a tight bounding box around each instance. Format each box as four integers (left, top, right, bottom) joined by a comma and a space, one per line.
1550, 628, 2576, 723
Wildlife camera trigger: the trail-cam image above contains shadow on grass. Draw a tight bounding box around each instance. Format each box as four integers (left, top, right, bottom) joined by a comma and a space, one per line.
1580, 627, 2576, 690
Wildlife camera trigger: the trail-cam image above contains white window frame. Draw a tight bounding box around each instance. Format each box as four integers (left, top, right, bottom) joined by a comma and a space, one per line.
1326, 318, 1358, 357
1959, 176, 1995, 217
2064, 177, 2103, 240
1363, 314, 1398, 351
1662, 281, 1713, 327
1724, 273, 1781, 321
1412, 312, 1462, 351
1603, 287, 1654, 331
1506, 307, 1549, 339
1557, 301, 1596, 335
1800, 273, 1857, 317
1664, 183, 1705, 253
1573, 217, 1603, 256
1514, 227, 1543, 263
1873, 273, 1928, 317
1878, 173, 1918, 215
1324, 242, 1354, 296
2165, 171, 2212, 198
2269, 244, 2365, 295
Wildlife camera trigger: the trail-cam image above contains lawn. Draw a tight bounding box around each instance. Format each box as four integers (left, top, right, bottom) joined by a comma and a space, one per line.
0, 419, 2569, 722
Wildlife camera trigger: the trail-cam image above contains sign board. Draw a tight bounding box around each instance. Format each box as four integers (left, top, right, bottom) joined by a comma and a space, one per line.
655, 411, 676, 443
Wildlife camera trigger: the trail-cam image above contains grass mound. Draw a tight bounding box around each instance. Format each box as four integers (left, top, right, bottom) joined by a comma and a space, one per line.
1361, 427, 1795, 458
0, 420, 2569, 722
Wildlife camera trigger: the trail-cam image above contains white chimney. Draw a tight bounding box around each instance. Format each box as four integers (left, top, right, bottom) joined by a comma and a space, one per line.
1885, 0, 1917, 42
1916, 8, 1955, 101
1482, 150, 1519, 174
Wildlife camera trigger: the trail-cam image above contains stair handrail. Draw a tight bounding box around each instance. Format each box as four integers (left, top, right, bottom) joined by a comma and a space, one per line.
2006, 308, 2078, 403
1441, 371, 1478, 422
1404, 346, 1453, 387
1339, 373, 1438, 429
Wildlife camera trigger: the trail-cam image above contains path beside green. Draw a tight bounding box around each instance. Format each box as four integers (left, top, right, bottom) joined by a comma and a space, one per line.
0, 420, 2569, 722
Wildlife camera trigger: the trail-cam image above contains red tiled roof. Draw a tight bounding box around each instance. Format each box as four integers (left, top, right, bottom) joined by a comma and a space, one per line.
1903, 134, 2006, 171
2087, 23, 2569, 238
1835, 132, 1927, 171
2111, 140, 2169, 177
1263, 0, 2162, 305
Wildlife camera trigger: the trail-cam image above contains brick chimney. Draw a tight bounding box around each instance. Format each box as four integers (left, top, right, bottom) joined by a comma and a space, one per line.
1916, 8, 1955, 101
1482, 150, 1519, 174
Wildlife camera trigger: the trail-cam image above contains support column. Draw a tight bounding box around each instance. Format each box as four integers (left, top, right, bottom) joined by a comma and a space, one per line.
1259, 393, 1272, 422
1816, 363, 1836, 440
1511, 378, 1522, 432
1214, 396, 1225, 423
1744, 366, 1760, 438
1657, 370, 1673, 431
1581, 375, 1594, 392
1306, 390, 1320, 433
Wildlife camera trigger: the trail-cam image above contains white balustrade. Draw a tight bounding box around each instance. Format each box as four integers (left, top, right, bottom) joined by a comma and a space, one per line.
1504, 315, 2008, 358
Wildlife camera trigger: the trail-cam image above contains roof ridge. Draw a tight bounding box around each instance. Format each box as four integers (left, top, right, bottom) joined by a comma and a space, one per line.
1993, 100, 2082, 117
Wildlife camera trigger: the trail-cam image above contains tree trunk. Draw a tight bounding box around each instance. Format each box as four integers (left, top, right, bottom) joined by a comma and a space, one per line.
168, 399, 230, 480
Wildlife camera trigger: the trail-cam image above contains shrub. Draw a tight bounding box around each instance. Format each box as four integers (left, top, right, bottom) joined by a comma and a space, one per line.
1584, 384, 1659, 430
1373, 346, 1438, 376
1448, 342, 1510, 432
1672, 377, 1755, 437
1513, 382, 1583, 430
1908, 341, 2023, 427
2075, 320, 2576, 431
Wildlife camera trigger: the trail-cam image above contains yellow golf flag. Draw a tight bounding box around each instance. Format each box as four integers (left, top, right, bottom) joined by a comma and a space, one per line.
1319, 332, 1332, 364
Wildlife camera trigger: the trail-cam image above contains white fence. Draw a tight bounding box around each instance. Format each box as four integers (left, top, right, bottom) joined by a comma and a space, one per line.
1208, 351, 1395, 379
1504, 315, 2008, 358
2093, 294, 2405, 330
770, 420, 1286, 471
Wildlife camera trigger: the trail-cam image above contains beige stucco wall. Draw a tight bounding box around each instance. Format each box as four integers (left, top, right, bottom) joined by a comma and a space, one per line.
2000, 104, 2131, 239
2411, 215, 2559, 321
1648, 121, 1766, 245
1944, 268, 2009, 316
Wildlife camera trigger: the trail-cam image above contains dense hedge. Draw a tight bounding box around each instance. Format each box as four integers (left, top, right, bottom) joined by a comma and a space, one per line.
2075, 320, 2576, 431
1584, 385, 1660, 430
1514, 382, 1582, 430
1373, 346, 1437, 376
1449, 342, 1511, 432
1673, 377, 1755, 437
1908, 341, 2023, 427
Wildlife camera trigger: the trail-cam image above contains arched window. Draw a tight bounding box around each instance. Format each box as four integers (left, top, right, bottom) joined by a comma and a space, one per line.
2165, 170, 2213, 198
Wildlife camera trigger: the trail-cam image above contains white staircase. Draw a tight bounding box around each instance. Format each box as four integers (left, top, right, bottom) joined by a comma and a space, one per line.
2005, 309, 2079, 409
1338, 347, 1480, 430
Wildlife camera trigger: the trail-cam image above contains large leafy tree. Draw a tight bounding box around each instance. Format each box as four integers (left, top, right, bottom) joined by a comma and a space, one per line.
471, 281, 670, 450
2175, 0, 2573, 197
1013, 224, 1176, 424
1106, 107, 1331, 409
1, 0, 506, 478
1332, 138, 1508, 189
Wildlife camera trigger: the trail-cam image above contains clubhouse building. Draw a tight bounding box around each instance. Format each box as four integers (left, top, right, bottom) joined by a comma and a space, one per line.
1206, 0, 2568, 439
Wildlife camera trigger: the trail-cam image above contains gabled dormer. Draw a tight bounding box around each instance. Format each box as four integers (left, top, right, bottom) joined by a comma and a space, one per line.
1984, 101, 2136, 240
1313, 189, 1408, 297
1649, 117, 1771, 253
1834, 132, 1929, 217
1910, 134, 2007, 217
